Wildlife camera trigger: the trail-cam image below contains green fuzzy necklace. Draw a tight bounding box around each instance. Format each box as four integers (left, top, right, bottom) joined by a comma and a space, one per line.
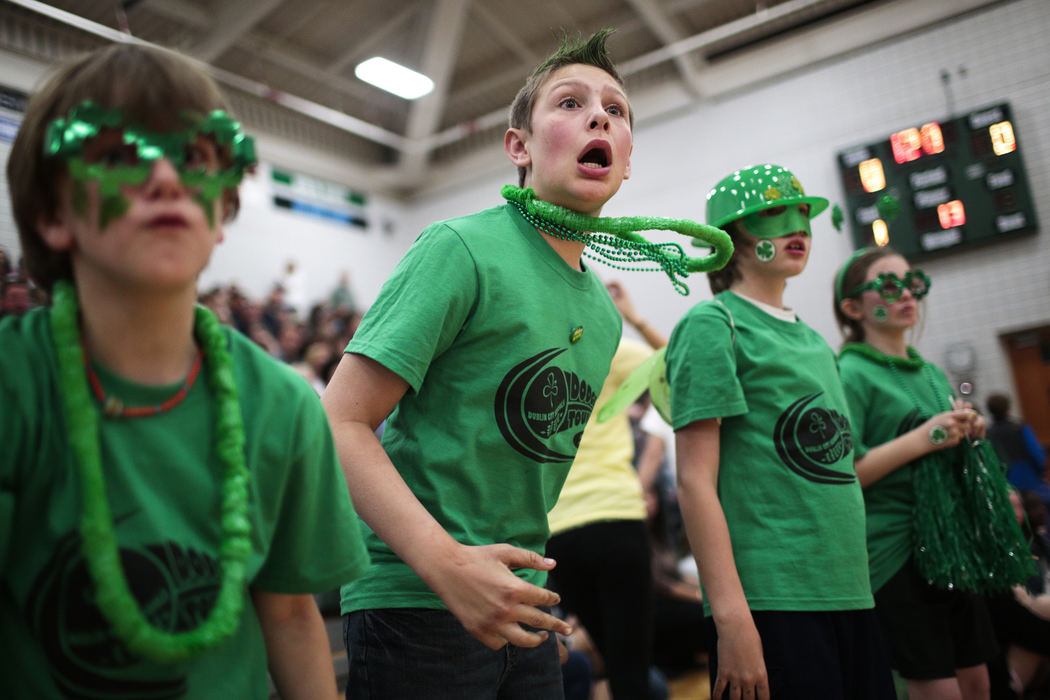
49, 281, 252, 663
843, 341, 1032, 593
502, 185, 733, 295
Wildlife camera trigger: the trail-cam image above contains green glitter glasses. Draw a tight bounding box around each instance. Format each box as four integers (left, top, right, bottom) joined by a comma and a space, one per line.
848, 269, 931, 302
44, 100, 256, 201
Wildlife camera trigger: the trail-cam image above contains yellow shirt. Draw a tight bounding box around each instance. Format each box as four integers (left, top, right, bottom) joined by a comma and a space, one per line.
548, 337, 652, 534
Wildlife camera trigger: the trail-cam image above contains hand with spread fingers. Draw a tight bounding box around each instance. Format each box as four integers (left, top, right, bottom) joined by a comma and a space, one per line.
423, 542, 571, 650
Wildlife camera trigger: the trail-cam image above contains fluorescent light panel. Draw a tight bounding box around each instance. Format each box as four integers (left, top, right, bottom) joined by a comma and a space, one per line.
355, 57, 434, 100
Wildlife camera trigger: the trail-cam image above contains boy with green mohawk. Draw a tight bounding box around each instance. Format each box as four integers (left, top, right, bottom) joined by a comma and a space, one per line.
1, 44, 369, 698
323, 30, 635, 697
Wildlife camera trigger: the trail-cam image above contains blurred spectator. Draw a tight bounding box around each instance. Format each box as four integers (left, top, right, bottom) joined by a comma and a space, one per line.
329, 270, 356, 312
1, 276, 33, 318
987, 490, 1050, 698
291, 340, 332, 395
260, 283, 289, 338
988, 393, 1050, 509
280, 259, 308, 313
198, 286, 233, 325
195, 281, 367, 393
276, 321, 306, 364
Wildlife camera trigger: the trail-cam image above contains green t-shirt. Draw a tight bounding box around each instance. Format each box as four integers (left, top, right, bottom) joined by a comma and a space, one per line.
0, 308, 369, 699
838, 344, 953, 592
665, 291, 872, 613
341, 203, 621, 613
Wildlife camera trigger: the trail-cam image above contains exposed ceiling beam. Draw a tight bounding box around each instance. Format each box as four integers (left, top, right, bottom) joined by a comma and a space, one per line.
664, 0, 726, 15
617, 0, 827, 76
5, 0, 408, 151
447, 5, 641, 109
397, 0, 471, 178
237, 33, 401, 122
143, 0, 404, 122
189, 0, 282, 62
545, 1, 579, 30
262, 0, 330, 46
9, 0, 1006, 193
624, 0, 706, 97
471, 1, 538, 65
327, 5, 420, 74
421, 0, 1002, 155
135, 0, 208, 27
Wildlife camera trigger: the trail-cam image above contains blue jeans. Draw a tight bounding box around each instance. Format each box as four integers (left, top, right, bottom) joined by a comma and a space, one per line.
344, 608, 565, 699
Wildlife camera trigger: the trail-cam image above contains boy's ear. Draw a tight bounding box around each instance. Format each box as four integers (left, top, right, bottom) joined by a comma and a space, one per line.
623, 143, 633, 180
505, 128, 531, 168
36, 216, 75, 253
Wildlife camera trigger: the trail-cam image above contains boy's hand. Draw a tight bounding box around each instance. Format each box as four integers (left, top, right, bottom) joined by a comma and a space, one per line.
425, 542, 571, 650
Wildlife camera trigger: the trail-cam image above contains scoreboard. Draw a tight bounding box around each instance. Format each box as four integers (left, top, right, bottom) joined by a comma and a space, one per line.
836, 102, 1038, 259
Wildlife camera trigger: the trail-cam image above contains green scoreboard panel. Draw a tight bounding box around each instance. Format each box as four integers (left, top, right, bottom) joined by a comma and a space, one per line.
836, 102, 1038, 259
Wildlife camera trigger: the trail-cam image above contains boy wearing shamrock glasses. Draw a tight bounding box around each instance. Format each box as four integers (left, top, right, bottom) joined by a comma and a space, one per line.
2, 44, 368, 698
834, 247, 1023, 700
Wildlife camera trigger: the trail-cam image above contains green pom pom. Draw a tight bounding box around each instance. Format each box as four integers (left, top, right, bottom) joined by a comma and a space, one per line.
913, 440, 1035, 593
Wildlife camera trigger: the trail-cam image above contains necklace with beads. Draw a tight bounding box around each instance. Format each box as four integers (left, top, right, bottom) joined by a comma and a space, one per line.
840, 343, 941, 411
502, 185, 733, 295
49, 280, 252, 663
85, 349, 204, 418
840, 341, 1032, 593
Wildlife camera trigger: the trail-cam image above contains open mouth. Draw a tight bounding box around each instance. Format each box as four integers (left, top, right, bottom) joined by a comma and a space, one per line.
785, 237, 807, 253
578, 141, 611, 169
149, 213, 190, 227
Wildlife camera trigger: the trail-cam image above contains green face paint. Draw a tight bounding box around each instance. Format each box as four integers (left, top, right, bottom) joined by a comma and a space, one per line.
755, 239, 776, 263
72, 180, 89, 218
98, 194, 130, 232
873, 304, 889, 322
739, 204, 812, 240
194, 192, 217, 229
45, 100, 255, 230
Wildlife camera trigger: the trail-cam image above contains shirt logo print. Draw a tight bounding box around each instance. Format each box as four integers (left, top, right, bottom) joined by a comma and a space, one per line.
494, 348, 598, 463
773, 392, 856, 484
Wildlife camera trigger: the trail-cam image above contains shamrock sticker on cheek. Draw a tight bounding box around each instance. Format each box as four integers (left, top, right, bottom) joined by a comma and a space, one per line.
873, 305, 889, 322
755, 239, 776, 263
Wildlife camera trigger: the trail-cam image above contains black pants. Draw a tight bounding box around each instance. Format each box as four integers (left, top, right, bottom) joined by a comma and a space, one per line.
546, 519, 653, 700
704, 609, 896, 700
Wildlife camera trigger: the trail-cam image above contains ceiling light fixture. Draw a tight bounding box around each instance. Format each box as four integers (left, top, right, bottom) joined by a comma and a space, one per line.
354, 57, 434, 100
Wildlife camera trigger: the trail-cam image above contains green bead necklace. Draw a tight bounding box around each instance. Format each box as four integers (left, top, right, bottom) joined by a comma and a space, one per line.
502, 185, 733, 295
49, 281, 252, 663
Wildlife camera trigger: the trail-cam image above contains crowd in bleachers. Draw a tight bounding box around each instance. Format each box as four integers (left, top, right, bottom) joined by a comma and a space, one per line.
1, 245, 364, 396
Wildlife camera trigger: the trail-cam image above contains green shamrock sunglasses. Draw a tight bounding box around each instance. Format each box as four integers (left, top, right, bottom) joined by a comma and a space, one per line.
44, 100, 256, 200
847, 269, 931, 302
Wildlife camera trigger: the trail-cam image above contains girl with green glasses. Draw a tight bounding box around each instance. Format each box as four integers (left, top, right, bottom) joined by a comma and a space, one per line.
834, 246, 1029, 700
